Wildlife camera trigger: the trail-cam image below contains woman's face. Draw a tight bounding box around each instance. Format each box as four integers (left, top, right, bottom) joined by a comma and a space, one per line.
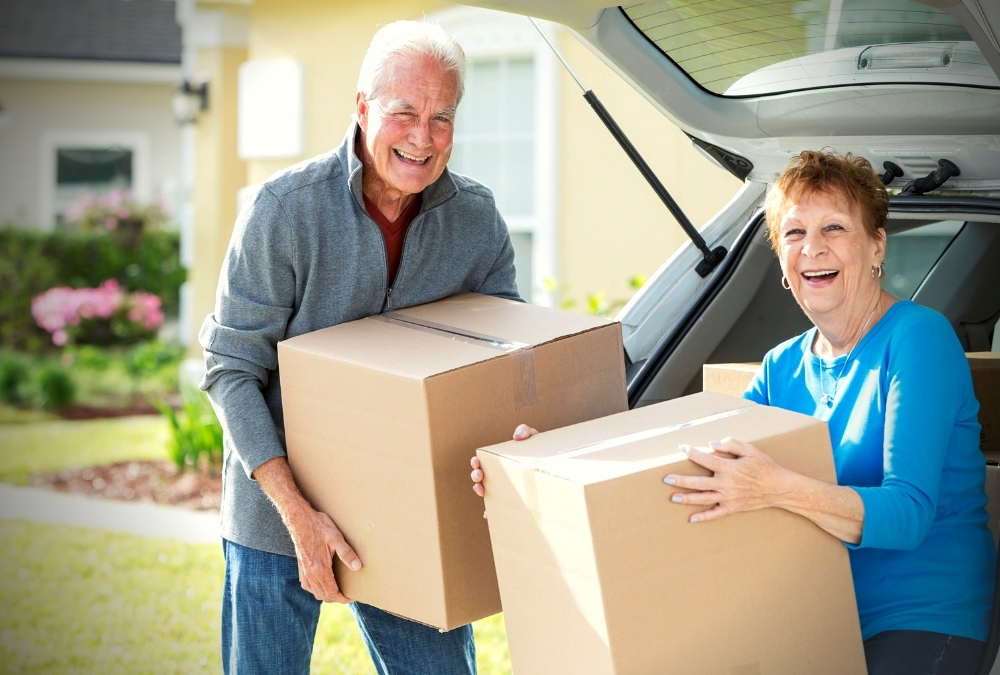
776, 188, 885, 320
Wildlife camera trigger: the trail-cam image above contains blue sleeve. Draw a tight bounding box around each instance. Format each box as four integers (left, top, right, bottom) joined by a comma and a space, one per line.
743, 357, 769, 405
849, 316, 964, 550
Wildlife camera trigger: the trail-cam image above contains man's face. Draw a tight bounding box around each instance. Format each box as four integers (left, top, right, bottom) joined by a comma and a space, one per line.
356, 56, 459, 199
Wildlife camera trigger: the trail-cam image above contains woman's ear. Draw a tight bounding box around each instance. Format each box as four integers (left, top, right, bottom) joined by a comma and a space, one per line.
873, 227, 887, 266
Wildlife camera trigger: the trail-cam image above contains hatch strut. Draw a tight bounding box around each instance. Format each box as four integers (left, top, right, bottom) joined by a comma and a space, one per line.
529, 18, 727, 277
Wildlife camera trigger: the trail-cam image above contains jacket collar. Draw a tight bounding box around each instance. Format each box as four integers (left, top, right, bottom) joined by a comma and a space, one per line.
343, 121, 459, 216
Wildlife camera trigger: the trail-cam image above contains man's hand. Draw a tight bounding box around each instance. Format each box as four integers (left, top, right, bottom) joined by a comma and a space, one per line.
253, 457, 362, 603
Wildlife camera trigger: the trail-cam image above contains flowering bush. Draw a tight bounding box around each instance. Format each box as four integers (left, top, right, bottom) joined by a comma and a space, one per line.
31, 280, 164, 346
65, 190, 169, 239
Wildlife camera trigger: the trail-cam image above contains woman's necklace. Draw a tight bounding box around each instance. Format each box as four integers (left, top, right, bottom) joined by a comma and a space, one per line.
818, 304, 878, 406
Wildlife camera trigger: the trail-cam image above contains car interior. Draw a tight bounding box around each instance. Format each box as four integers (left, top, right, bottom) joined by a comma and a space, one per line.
632, 197, 1000, 407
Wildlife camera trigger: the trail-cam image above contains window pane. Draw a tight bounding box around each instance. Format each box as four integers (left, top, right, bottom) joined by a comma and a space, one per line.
55, 147, 133, 225
509, 230, 534, 303
467, 140, 501, 194
451, 56, 537, 220
466, 61, 500, 134
504, 139, 534, 216
883, 220, 963, 298
506, 58, 535, 133
622, 0, 996, 96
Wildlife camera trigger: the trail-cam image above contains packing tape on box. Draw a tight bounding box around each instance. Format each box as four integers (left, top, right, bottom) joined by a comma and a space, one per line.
375, 313, 529, 352
376, 312, 540, 410
511, 350, 540, 410
531, 406, 755, 464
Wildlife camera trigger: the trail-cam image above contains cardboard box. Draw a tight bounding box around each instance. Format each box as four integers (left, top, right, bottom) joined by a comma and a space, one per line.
478, 391, 866, 675
278, 293, 628, 629
702, 362, 761, 398
968, 353, 1000, 462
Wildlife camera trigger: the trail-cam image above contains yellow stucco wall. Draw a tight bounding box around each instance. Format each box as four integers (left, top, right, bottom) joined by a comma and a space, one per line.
189, 45, 247, 356
556, 33, 742, 310
244, 0, 449, 186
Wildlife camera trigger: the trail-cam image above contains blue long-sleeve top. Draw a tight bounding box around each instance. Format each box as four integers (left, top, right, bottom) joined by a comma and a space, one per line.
744, 300, 994, 641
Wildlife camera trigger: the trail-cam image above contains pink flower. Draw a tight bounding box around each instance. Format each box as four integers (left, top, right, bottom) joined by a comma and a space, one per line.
128, 291, 164, 331
117, 207, 131, 219
105, 217, 118, 230
52, 329, 68, 346
31, 287, 78, 332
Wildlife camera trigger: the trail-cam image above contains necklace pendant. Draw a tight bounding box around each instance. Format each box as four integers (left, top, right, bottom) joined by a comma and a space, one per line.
820, 394, 832, 405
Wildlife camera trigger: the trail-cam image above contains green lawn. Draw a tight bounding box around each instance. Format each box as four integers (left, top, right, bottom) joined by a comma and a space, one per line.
0, 415, 170, 484
0, 416, 513, 674
0, 519, 511, 674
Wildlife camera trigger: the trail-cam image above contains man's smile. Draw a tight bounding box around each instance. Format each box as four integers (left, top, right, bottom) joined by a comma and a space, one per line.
393, 149, 429, 165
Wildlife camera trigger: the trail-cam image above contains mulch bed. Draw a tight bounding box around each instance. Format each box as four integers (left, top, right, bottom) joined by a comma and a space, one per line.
33, 460, 222, 511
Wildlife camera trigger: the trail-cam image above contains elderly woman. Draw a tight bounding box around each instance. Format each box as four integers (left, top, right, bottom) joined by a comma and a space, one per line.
471, 150, 995, 675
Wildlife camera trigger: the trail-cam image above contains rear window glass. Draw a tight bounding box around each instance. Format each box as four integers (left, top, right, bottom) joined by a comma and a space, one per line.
622, 0, 999, 97
883, 220, 963, 299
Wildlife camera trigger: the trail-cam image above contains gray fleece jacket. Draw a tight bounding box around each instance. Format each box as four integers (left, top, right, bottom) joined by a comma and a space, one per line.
199, 123, 520, 557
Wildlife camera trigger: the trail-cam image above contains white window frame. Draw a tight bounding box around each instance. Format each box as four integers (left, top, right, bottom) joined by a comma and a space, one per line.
429, 6, 560, 307
38, 130, 151, 230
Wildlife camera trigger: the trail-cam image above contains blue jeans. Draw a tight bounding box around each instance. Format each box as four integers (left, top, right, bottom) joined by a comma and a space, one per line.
864, 631, 985, 675
221, 539, 477, 675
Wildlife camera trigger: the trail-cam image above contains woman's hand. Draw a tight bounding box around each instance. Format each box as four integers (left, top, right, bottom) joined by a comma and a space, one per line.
664, 438, 790, 523
665, 437, 865, 543
470, 424, 538, 518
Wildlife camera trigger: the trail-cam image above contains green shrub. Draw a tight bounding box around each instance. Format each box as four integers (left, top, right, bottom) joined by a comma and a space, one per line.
36, 364, 76, 410
125, 340, 184, 395
0, 355, 31, 405
0, 226, 185, 351
157, 382, 223, 472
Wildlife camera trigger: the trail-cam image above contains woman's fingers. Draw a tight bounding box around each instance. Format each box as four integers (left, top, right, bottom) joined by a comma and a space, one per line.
688, 504, 731, 524
513, 424, 538, 441
670, 490, 723, 506
680, 444, 726, 471
471, 455, 486, 498
663, 473, 716, 491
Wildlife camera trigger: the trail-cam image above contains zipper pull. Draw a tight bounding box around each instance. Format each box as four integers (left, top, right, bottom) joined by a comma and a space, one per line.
386, 287, 393, 310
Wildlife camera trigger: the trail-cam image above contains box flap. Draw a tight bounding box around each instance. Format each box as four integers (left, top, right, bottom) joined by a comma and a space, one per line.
279, 293, 616, 380
480, 392, 827, 485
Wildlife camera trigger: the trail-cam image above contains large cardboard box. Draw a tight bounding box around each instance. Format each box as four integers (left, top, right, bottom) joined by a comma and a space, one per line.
968, 353, 1000, 462
278, 293, 628, 629
702, 362, 760, 398
478, 391, 866, 675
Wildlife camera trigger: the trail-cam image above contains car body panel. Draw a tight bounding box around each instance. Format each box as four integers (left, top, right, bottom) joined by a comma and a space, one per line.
449, 2, 1000, 183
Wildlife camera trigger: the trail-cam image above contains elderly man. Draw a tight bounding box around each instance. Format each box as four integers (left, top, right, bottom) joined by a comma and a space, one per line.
199, 20, 519, 675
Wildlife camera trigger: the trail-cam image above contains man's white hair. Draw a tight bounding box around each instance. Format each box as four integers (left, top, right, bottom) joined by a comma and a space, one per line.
358, 20, 467, 106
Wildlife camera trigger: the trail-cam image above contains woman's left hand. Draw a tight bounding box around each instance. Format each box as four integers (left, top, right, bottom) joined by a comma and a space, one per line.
664, 438, 791, 523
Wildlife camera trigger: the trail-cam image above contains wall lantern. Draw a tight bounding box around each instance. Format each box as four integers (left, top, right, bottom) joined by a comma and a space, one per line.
172, 79, 209, 126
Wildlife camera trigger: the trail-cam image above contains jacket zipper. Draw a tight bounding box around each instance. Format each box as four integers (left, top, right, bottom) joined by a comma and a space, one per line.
378, 212, 421, 314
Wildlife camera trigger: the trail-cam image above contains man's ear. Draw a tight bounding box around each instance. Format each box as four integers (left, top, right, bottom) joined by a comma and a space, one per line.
356, 91, 369, 133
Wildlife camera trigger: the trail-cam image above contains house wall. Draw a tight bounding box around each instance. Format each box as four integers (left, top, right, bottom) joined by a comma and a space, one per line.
555, 33, 742, 310
242, 0, 448, 186
0, 78, 182, 229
